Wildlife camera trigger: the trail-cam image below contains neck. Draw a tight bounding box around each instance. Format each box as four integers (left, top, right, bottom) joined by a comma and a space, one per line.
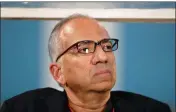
65, 88, 111, 112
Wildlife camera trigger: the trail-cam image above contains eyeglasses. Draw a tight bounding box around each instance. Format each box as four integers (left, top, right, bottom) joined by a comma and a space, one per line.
55, 38, 119, 62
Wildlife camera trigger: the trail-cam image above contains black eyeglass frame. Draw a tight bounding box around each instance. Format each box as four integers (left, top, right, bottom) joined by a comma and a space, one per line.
55, 38, 119, 62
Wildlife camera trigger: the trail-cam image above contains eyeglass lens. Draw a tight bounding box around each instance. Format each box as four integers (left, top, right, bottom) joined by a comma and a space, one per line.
77, 39, 118, 54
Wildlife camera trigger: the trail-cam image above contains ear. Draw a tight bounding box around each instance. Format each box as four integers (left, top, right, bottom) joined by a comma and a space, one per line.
49, 63, 66, 86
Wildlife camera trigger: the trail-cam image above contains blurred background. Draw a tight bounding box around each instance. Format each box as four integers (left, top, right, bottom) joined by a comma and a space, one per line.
1, 2, 175, 111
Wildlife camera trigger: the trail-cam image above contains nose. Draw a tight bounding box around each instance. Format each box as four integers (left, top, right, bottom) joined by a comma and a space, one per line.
91, 45, 108, 65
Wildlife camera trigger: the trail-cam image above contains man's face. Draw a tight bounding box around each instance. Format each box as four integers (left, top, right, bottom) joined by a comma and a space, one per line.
58, 18, 116, 93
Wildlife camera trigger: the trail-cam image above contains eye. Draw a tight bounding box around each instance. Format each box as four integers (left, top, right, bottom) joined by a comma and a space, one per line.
77, 41, 94, 54
102, 42, 113, 51
106, 44, 112, 49
78, 47, 90, 53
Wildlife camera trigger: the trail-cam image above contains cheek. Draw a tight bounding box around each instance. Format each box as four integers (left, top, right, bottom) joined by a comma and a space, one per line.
109, 54, 116, 78
62, 56, 91, 84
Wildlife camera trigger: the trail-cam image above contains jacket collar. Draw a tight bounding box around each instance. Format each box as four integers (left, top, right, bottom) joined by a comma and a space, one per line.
46, 89, 137, 112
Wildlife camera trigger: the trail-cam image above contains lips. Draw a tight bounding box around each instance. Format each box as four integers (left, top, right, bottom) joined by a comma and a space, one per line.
94, 69, 111, 76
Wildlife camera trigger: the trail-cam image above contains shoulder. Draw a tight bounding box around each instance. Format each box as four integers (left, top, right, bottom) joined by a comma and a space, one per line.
111, 90, 163, 104
1, 88, 66, 112
111, 91, 171, 112
5, 87, 63, 103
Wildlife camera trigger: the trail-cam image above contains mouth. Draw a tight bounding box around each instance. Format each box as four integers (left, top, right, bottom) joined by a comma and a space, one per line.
94, 69, 111, 76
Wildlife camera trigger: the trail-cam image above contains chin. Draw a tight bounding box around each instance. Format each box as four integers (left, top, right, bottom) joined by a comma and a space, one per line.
91, 81, 115, 92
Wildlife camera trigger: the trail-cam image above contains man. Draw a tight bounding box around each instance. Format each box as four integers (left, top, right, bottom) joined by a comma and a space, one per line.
0, 14, 171, 112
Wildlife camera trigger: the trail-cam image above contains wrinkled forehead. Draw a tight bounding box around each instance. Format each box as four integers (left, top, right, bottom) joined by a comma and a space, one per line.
59, 18, 110, 48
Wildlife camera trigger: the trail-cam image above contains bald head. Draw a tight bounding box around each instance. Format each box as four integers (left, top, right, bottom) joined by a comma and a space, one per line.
48, 14, 108, 62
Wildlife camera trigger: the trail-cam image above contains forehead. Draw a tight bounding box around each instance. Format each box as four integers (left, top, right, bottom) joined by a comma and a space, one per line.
60, 17, 109, 47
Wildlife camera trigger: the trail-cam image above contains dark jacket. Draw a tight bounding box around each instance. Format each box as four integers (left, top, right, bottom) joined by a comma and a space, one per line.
0, 87, 171, 112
